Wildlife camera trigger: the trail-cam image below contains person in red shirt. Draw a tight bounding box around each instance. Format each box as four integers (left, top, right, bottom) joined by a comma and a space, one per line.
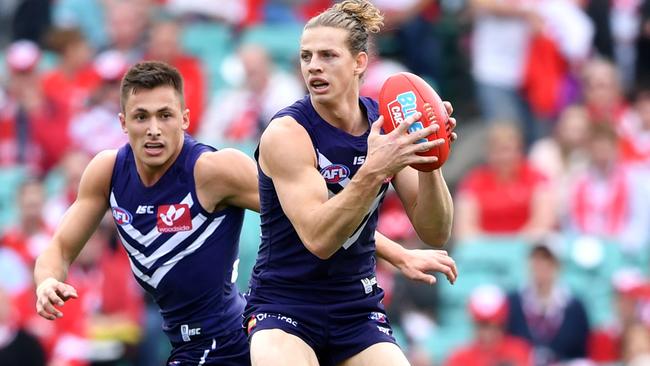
0, 40, 59, 173
446, 285, 533, 366
41, 28, 101, 124
1, 178, 52, 267
618, 85, 650, 165
589, 268, 649, 363
455, 122, 555, 241
567, 122, 650, 253
145, 16, 206, 135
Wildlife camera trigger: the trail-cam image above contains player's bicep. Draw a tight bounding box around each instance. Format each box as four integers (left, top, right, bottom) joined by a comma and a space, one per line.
391, 167, 419, 219
259, 118, 328, 232
217, 149, 260, 212
52, 151, 113, 262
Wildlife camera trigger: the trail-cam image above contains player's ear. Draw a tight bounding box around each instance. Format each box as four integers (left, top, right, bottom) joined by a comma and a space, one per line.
354, 51, 368, 77
182, 108, 190, 131
118, 112, 127, 133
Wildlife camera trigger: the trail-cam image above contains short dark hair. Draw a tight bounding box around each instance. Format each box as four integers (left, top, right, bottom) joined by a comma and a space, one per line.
120, 61, 184, 112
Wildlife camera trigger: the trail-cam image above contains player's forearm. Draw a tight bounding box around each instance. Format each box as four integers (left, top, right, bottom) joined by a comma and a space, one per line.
34, 242, 70, 287
410, 170, 453, 247
375, 232, 407, 268
300, 168, 386, 259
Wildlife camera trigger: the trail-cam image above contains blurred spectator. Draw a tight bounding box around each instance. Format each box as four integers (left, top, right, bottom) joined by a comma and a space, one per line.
11, 0, 51, 44
588, 268, 647, 363
52, 0, 109, 50
145, 16, 206, 135
374, 0, 441, 84
68, 50, 129, 156
468, 0, 536, 142
617, 84, 650, 165
1, 178, 52, 269
63, 215, 144, 365
528, 105, 590, 217
1, 178, 84, 365
41, 27, 99, 123
581, 58, 629, 125
0, 285, 46, 366
197, 43, 304, 144
43, 150, 92, 230
566, 122, 650, 254
522, 0, 593, 122
104, 0, 151, 63
454, 123, 554, 241
0, 40, 70, 173
506, 240, 590, 365
445, 285, 533, 366
164, 0, 246, 25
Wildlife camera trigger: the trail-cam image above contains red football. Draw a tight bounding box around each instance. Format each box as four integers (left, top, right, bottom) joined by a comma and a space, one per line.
378, 72, 451, 172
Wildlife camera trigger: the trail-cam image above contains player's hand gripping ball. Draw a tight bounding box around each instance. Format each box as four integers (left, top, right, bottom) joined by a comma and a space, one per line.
379, 72, 452, 172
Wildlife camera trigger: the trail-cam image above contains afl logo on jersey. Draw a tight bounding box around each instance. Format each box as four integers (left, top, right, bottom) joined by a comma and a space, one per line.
320, 164, 350, 184
112, 206, 133, 226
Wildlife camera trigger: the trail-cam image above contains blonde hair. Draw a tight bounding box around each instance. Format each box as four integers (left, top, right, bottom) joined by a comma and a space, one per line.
305, 0, 384, 55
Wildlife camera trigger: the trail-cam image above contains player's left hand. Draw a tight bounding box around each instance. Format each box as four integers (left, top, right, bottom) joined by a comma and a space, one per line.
396, 249, 457, 285
443, 101, 458, 143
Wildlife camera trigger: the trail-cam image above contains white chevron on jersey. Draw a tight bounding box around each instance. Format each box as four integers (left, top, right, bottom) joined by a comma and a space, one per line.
316, 150, 387, 250
341, 186, 386, 249
123, 215, 225, 288
109, 191, 194, 247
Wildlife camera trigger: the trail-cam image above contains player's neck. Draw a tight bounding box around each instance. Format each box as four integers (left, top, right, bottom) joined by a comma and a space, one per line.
312, 92, 366, 136
134, 136, 184, 187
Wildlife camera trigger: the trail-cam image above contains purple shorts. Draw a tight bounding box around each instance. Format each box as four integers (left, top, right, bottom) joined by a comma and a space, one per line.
166, 329, 250, 366
244, 288, 398, 366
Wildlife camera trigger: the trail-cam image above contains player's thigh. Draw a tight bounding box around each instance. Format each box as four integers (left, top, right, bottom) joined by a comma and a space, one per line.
337, 342, 410, 366
250, 328, 319, 366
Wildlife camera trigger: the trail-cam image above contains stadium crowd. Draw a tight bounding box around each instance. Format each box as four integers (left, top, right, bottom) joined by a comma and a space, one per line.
1, 0, 650, 365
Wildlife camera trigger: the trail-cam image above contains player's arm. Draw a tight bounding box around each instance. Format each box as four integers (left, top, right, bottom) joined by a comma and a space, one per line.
259, 113, 440, 259
391, 167, 453, 247
34, 150, 115, 320
374, 231, 457, 284
390, 102, 456, 247
195, 148, 260, 212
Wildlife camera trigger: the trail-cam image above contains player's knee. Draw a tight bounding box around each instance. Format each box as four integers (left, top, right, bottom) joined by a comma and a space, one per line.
250, 329, 316, 366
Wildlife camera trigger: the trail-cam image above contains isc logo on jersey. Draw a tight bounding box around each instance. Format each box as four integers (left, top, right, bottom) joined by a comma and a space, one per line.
320, 164, 350, 184
387, 91, 427, 144
111, 207, 133, 226
156, 204, 192, 233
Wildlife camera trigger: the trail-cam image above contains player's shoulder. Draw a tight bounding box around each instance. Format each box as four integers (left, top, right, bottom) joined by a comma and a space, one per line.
78, 150, 118, 197
86, 149, 118, 175
195, 148, 254, 181
261, 116, 310, 148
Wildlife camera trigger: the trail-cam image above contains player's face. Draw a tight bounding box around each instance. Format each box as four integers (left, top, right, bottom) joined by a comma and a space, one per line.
119, 85, 189, 171
299, 26, 367, 104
